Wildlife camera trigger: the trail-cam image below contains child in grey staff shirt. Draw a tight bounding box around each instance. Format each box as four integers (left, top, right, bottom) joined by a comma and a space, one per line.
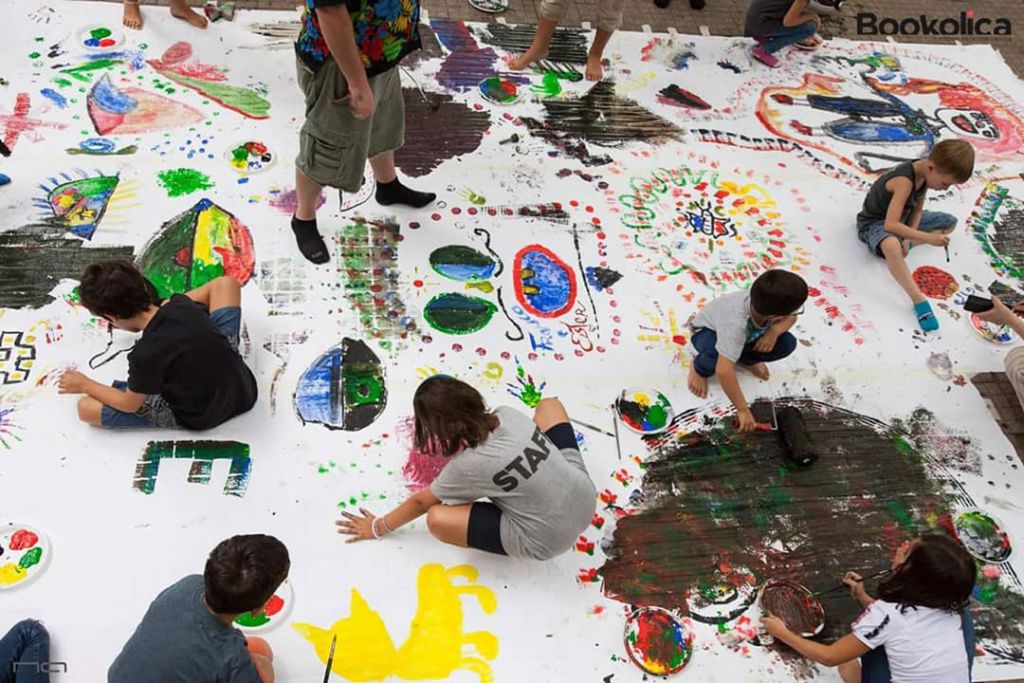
337, 376, 597, 559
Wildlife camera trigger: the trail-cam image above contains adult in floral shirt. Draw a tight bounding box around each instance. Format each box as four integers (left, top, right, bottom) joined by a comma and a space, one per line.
291, 0, 435, 264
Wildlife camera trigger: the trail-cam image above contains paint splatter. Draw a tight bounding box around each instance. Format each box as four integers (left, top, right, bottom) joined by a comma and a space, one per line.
156, 168, 214, 198
507, 357, 545, 408
133, 441, 251, 496
616, 388, 673, 434
87, 75, 204, 136
267, 187, 325, 215
148, 42, 270, 119
658, 85, 711, 110
293, 564, 497, 682
479, 23, 589, 64
927, 352, 954, 381
585, 267, 622, 292
623, 607, 693, 675
717, 60, 743, 74
398, 416, 450, 490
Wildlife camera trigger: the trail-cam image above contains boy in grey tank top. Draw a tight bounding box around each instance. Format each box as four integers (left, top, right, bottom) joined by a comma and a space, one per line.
855, 140, 974, 332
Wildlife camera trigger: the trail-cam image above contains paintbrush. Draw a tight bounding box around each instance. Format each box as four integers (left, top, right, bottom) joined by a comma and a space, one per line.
570, 417, 616, 438
322, 633, 337, 683
611, 404, 622, 461
812, 568, 892, 598
945, 245, 950, 263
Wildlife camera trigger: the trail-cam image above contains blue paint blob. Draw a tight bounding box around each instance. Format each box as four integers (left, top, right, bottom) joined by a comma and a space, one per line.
40, 88, 68, 109
90, 74, 137, 114
80, 137, 116, 153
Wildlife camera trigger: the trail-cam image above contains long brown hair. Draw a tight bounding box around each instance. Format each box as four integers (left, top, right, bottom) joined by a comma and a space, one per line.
413, 376, 495, 457
877, 533, 976, 613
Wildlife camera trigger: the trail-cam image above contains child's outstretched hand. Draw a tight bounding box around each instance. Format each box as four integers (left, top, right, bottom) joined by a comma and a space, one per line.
760, 615, 789, 638
336, 507, 378, 543
843, 571, 869, 602
978, 296, 1014, 327
58, 369, 89, 394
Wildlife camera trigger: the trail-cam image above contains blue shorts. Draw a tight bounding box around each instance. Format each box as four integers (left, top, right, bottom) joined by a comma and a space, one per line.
857, 210, 957, 257
100, 306, 243, 429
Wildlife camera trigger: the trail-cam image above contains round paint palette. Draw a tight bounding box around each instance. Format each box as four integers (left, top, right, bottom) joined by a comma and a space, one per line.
687, 565, 758, 624
623, 606, 694, 676
0, 523, 51, 590
955, 509, 1012, 564
758, 579, 825, 637
968, 313, 1015, 345
226, 140, 276, 174
234, 579, 293, 632
468, 0, 509, 12
479, 77, 520, 105
616, 388, 674, 434
77, 24, 125, 51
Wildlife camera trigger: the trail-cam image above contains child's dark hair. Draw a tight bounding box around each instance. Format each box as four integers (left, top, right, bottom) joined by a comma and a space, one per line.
750, 269, 808, 317
877, 533, 976, 613
204, 534, 290, 614
78, 260, 158, 319
413, 375, 495, 457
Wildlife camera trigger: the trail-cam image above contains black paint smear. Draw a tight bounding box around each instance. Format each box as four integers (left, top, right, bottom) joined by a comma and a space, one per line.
0, 223, 133, 309
657, 84, 712, 111
988, 280, 1024, 307
477, 23, 589, 65
520, 81, 682, 155
586, 266, 622, 291
991, 206, 1024, 280
394, 89, 491, 178
600, 399, 955, 646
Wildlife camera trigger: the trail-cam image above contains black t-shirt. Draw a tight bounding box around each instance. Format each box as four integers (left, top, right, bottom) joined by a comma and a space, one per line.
127, 295, 257, 430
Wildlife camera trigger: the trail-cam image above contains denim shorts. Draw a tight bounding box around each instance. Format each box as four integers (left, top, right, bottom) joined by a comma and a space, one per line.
857, 210, 957, 257
100, 306, 242, 429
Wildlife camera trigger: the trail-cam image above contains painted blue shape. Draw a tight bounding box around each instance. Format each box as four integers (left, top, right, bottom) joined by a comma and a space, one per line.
430, 17, 478, 51
429, 246, 496, 282
295, 346, 343, 428
294, 338, 386, 431
517, 248, 575, 317
40, 88, 67, 109
825, 120, 929, 144
90, 74, 137, 114
807, 94, 904, 117
80, 137, 116, 154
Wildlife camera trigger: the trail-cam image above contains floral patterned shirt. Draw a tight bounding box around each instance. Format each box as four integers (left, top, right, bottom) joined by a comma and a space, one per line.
296, 0, 421, 77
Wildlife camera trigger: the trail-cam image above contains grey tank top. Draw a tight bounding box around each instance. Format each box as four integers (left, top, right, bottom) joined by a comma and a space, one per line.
857, 162, 924, 229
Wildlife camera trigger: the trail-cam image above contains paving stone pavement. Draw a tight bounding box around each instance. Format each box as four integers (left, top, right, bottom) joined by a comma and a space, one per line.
75, 1, 1024, 678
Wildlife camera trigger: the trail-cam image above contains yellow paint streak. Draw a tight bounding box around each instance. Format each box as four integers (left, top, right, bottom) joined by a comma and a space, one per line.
0, 562, 27, 585
194, 205, 231, 267
482, 362, 503, 381
293, 563, 498, 682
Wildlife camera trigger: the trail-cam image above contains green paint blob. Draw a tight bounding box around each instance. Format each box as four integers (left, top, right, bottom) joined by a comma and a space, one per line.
234, 610, 271, 628
423, 293, 496, 334
19, 547, 42, 569
28, 52, 41, 59
91, 27, 112, 39
156, 168, 214, 198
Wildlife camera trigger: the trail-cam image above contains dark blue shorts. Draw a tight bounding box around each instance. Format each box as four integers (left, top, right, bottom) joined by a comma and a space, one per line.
100, 306, 242, 429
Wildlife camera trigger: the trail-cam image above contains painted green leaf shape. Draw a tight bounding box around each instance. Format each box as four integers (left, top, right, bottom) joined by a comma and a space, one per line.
423, 293, 496, 335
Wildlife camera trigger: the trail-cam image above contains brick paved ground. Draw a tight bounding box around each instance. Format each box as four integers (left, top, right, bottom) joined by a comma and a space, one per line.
76, 1, 1024, 675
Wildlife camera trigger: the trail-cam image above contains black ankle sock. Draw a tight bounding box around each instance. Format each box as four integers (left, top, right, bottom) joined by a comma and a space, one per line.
291, 215, 329, 264
375, 178, 436, 208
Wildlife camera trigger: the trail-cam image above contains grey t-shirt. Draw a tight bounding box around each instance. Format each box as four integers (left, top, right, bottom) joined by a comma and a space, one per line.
430, 406, 597, 560
691, 291, 771, 363
109, 575, 262, 683
745, 0, 798, 36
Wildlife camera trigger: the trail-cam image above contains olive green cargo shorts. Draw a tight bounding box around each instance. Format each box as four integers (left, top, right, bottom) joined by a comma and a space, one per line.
295, 57, 405, 193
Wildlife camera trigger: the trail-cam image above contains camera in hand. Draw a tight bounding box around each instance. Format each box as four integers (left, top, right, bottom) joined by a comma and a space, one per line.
964, 295, 995, 313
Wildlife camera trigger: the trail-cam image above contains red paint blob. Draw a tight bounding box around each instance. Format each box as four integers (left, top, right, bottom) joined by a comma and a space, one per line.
9, 529, 38, 550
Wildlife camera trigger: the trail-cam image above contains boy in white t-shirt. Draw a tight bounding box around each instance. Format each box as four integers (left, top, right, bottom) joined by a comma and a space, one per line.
761, 534, 976, 683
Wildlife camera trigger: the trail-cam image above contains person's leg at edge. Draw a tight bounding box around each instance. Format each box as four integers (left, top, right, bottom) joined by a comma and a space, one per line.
508, 16, 559, 70
688, 329, 718, 399
879, 235, 938, 331
122, 0, 143, 29
425, 504, 473, 547
1005, 347, 1024, 412
0, 619, 50, 683
737, 332, 796, 380
246, 637, 274, 683
586, 0, 624, 80
292, 166, 329, 264
761, 20, 816, 54
372, 151, 436, 208
169, 0, 208, 29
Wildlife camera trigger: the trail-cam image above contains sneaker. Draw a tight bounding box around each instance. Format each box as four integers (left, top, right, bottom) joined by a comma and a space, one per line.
752, 45, 780, 68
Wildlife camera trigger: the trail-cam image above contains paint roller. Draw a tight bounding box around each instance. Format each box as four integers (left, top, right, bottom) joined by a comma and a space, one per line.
775, 406, 818, 467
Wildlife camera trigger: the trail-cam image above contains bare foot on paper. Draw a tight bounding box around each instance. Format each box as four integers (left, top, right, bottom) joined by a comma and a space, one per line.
742, 362, 771, 381
171, 1, 208, 29
585, 54, 604, 81
687, 364, 708, 398
507, 49, 546, 71
122, 1, 143, 29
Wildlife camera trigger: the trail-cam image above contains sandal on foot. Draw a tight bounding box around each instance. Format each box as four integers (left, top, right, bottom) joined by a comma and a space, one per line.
914, 300, 939, 332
